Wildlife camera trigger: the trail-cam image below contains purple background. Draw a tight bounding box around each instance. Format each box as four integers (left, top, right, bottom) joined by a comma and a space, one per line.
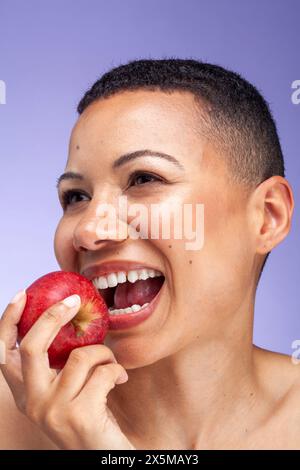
0, 0, 299, 355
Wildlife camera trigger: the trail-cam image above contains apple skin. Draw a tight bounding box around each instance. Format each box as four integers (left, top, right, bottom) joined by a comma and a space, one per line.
17, 271, 109, 370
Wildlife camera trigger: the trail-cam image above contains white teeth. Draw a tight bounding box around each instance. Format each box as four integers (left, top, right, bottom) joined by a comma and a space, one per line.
95, 276, 109, 289
108, 303, 150, 315
109, 308, 125, 314
92, 268, 163, 290
131, 304, 142, 312
139, 269, 149, 280
127, 270, 139, 283
117, 271, 127, 283
107, 273, 118, 288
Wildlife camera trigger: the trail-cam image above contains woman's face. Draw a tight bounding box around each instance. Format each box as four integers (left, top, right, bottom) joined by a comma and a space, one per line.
54, 90, 256, 369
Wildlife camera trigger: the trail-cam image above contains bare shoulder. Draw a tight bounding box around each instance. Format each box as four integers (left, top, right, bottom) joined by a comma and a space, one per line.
253, 345, 300, 395
253, 345, 300, 446
0, 370, 58, 450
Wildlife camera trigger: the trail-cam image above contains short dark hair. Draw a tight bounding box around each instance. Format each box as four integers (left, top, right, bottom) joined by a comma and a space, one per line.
77, 58, 285, 281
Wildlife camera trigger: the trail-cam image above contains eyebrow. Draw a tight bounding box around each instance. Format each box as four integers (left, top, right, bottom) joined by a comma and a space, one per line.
56, 171, 84, 189
112, 149, 184, 170
56, 148, 184, 189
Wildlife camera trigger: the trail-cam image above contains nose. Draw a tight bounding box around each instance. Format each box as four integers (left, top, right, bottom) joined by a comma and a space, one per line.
72, 196, 129, 252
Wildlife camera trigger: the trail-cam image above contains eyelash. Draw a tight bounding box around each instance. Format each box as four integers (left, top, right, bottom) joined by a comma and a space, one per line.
127, 171, 164, 188
60, 171, 165, 209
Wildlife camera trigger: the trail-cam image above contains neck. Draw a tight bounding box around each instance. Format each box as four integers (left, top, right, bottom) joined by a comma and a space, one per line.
108, 310, 262, 449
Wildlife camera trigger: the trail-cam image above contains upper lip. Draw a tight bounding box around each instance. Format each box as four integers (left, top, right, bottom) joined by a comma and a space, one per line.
81, 260, 164, 281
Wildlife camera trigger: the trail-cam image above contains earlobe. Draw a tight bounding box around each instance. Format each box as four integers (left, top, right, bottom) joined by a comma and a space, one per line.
256, 176, 294, 255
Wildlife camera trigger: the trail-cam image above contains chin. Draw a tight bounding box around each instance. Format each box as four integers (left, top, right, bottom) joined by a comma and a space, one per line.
104, 335, 161, 369
104, 327, 185, 370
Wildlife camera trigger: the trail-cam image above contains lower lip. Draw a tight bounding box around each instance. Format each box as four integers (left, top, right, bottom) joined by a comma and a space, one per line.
108, 281, 165, 330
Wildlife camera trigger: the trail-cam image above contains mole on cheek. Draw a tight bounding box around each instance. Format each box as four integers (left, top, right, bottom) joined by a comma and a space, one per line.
168, 245, 172, 248
189, 260, 192, 264
76, 144, 80, 150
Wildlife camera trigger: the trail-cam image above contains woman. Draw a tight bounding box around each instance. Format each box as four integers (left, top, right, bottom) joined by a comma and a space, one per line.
0, 59, 297, 450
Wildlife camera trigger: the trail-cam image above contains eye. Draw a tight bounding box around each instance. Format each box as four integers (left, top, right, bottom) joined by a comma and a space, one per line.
60, 189, 90, 209
128, 171, 164, 188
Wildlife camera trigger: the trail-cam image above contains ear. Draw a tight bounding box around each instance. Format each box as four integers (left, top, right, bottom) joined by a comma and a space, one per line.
252, 176, 294, 255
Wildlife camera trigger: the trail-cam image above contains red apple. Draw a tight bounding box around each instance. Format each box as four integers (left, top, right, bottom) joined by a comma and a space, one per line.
17, 271, 109, 369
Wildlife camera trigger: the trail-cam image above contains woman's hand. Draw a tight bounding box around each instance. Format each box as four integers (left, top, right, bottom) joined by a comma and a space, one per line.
0, 290, 135, 450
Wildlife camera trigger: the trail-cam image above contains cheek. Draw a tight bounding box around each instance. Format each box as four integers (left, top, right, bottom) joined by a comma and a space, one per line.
54, 218, 77, 271
195, 205, 253, 314
172, 196, 254, 328
144, 196, 208, 323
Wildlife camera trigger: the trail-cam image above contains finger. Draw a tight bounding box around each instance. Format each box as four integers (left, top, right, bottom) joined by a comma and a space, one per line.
1, 351, 23, 386
0, 354, 26, 412
0, 290, 27, 411
0, 290, 27, 351
76, 363, 128, 407
19, 294, 81, 396
53, 344, 118, 400
1, 350, 23, 385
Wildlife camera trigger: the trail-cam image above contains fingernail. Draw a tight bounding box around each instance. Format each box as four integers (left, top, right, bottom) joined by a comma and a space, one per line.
10, 290, 26, 304
117, 370, 129, 384
62, 294, 81, 308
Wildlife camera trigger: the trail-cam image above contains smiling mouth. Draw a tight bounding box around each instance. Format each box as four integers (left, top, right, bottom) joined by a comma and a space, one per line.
91, 268, 165, 315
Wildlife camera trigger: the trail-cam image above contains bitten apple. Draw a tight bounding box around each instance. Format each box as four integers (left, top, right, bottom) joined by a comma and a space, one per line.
17, 271, 109, 369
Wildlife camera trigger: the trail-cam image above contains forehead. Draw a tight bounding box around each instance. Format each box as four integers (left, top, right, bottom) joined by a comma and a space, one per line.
64, 89, 241, 205
69, 90, 205, 161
